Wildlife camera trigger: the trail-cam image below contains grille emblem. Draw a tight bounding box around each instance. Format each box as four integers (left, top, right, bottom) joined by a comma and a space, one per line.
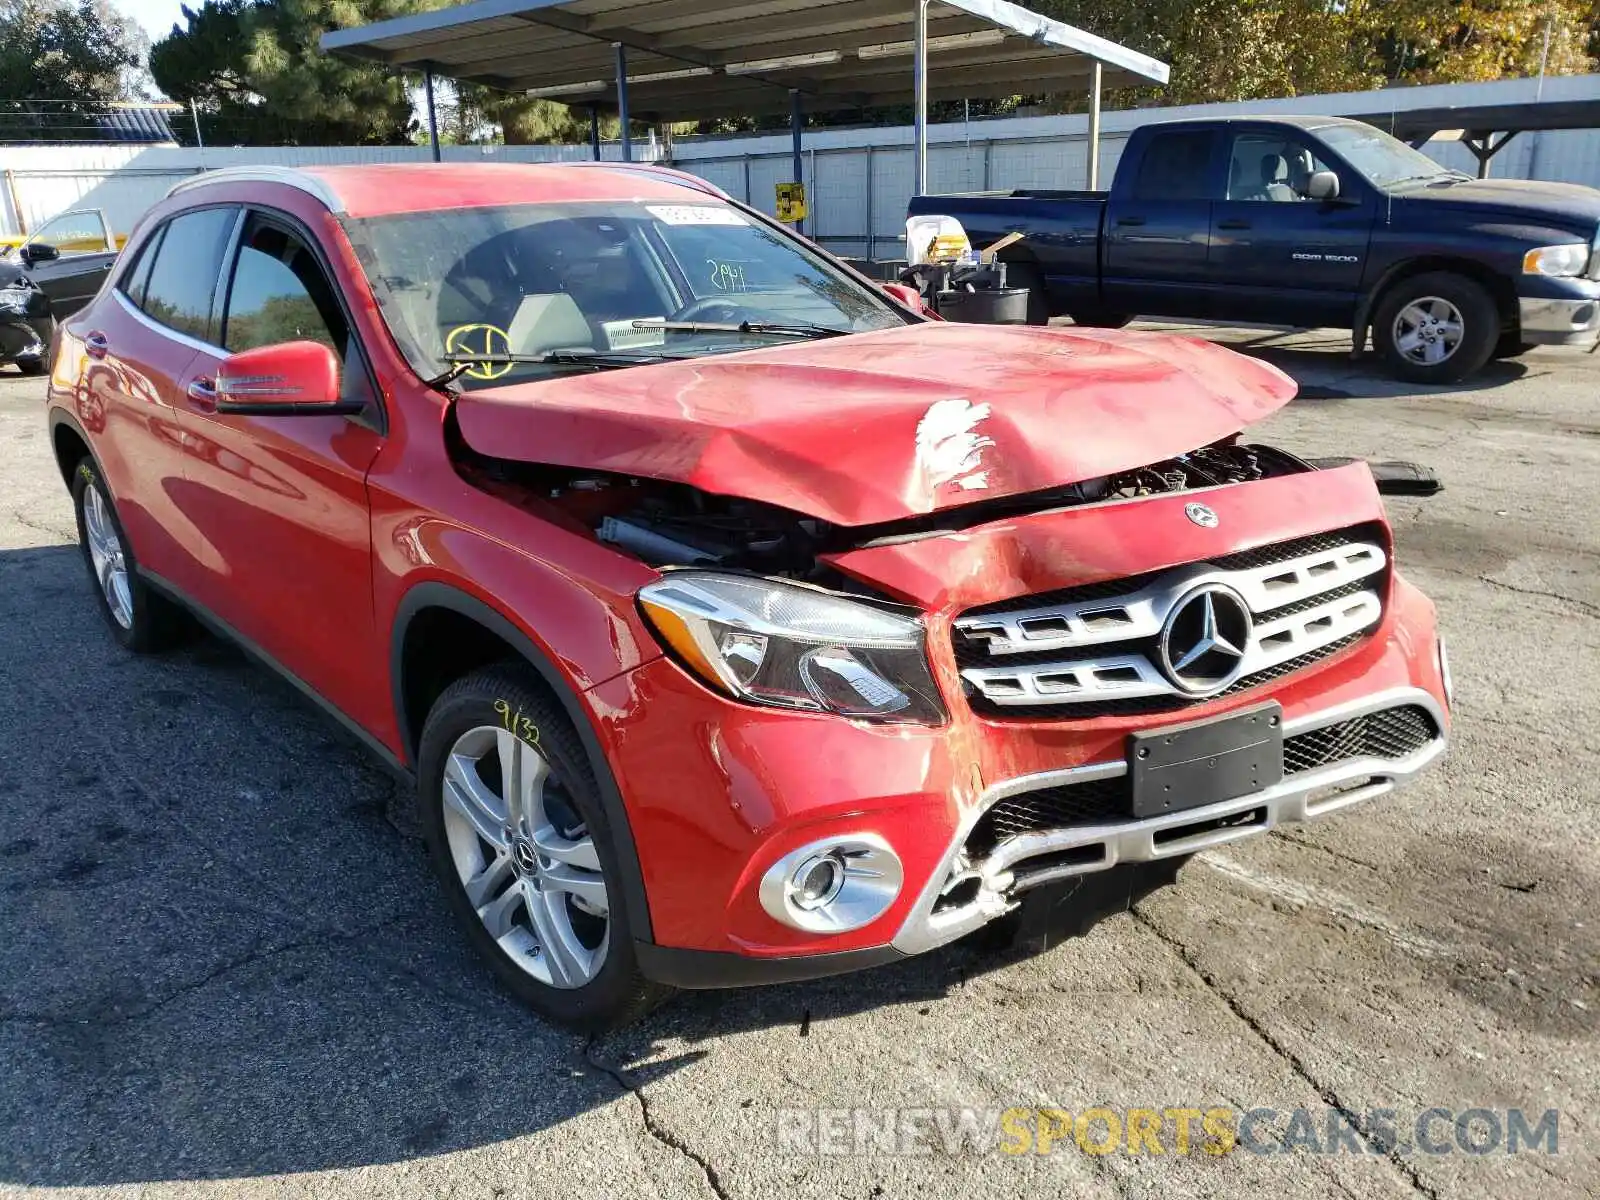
1185, 502, 1219, 528
1159, 584, 1252, 694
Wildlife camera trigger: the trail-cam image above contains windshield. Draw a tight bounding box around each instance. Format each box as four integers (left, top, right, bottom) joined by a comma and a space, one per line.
343, 199, 905, 390
1315, 124, 1466, 190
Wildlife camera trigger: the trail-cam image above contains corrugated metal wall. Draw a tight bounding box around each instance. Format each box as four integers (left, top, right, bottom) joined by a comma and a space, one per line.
4, 73, 1599, 253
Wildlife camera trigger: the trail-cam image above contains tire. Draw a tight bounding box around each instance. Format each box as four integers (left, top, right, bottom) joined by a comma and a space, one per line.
1492, 333, 1535, 360
1068, 311, 1135, 329
70, 458, 190, 652
417, 663, 674, 1030
1002, 262, 1051, 326
15, 354, 46, 376
1372, 272, 1498, 384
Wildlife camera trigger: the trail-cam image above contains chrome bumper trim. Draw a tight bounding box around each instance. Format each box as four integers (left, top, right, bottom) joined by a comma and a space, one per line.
891, 686, 1447, 957
1519, 296, 1600, 346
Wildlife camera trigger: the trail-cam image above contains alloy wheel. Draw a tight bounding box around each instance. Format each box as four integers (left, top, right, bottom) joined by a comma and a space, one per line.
1392, 296, 1465, 366
440, 724, 610, 989
82, 482, 133, 629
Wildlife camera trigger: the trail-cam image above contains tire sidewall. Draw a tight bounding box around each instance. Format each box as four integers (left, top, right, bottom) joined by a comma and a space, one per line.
1374, 273, 1498, 384
70, 459, 141, 650
416, 667, 654, 1028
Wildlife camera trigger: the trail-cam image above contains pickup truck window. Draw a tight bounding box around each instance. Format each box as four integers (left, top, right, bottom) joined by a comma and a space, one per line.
1226, 134, 1333, 202
1131, 132, 1216, 200
1314, 124, 1464, 190
346, 199, 904, 390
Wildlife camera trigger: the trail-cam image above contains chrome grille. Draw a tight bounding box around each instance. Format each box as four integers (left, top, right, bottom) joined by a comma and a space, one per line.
953, 525, 1388, 716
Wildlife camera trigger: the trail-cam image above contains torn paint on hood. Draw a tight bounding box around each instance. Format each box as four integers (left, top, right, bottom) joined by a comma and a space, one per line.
452, 322, 1297, 528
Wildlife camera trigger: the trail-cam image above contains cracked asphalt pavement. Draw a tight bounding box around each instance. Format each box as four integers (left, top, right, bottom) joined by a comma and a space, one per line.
1, 327, 1596, 1199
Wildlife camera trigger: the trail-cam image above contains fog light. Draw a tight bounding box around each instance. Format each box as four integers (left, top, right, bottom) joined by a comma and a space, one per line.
759, 834, 904, 933
1437, 637, 1454, 708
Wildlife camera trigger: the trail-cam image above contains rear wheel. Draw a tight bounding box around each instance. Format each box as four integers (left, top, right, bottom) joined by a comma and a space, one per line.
1002, 262, 1051, 326
70, 458, 189, 651
1068, 312, 1135, 329
1372, 272, 1498, 384
417, 664, 673, 1029
14, 354, 46, 376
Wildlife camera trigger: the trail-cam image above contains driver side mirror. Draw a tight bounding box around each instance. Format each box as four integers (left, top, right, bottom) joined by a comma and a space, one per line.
881, 281, 926, 313
19, 243, 59, 266
1307, 170, 1341, 202
216, 341, 362, 416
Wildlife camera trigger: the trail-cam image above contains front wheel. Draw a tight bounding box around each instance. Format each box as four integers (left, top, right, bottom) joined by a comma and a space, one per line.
1372, 272, 1498, 384
1492, 333, 1535, 359
417, 664, 674, 1029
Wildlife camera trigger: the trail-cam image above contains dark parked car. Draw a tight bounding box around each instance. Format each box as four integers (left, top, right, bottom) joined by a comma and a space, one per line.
0, 256, 52, 374
3, 207, 120, 315
910, 116, 1600, 383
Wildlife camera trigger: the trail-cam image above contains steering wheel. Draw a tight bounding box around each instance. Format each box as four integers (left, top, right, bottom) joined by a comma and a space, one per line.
671, 297, 747, 324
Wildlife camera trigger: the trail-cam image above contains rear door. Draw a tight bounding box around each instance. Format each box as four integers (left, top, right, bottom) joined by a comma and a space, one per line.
171, 207, 385, 730
1102, 129, 1223, 318
70, 206, 239, 597
1206, 129, 1376, 325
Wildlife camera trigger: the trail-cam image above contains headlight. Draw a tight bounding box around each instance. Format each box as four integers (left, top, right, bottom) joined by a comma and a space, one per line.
1522, 244, 1590, 277
638, 571, 946, 723
0, 285, 32, 314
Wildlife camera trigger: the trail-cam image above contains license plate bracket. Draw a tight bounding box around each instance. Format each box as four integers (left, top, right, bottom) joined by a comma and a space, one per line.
1129, 702, 1284, 819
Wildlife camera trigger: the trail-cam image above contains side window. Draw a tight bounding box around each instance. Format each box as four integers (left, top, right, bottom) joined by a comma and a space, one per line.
118, 226, 163, 309
1227, 134, 1334, 202
1131, 132, 1217, 201
139, 207, 237, 342
28, 210, 109, 257
221, 217, 346, 355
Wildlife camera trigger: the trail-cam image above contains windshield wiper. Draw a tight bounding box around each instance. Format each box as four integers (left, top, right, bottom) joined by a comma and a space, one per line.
632, 319, 849, 340
427, 349, 677, 388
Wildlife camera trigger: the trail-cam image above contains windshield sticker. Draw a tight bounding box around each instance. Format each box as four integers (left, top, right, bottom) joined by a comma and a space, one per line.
706, 260, 749, 291
646, 205, 748, 227
445, 324, 512, 380
916, 398, 993, 493
603, 319, 667, 351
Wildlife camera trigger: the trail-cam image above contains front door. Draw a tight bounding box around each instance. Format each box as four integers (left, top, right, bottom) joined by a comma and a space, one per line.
1206, 130, 1376, 327
18, 210, 118, 317
172, 209, 386, 733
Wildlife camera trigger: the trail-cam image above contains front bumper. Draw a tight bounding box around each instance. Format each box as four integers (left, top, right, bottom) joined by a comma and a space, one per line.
1518, 287, 1600, 347
893, 685, 1446, 956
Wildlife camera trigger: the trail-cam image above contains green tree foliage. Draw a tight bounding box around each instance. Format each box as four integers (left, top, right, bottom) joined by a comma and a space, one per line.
149, 0, 418, 144
0, 0, 141, 103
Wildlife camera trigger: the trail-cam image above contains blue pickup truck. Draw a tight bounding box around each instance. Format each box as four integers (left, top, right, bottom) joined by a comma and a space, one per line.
909, 115, 1600, 383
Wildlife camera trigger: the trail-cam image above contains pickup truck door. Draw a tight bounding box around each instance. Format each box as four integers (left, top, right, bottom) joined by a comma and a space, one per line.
1102, 128, 1222, 319
1207, 131, 1375, 326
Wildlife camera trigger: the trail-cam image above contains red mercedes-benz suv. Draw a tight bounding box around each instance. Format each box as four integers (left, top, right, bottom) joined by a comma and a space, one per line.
44, 163, 1450, 1028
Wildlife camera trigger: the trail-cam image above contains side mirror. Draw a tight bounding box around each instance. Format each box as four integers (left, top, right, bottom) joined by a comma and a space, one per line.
1307, 170, 1341, 202
216, 341, 360, 416
20, 243, 59, 266
882, 281, 926, 312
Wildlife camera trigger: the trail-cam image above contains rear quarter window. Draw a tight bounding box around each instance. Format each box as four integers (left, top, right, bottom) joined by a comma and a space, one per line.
1131, 132, 1217, 201
138, 207, 238, 342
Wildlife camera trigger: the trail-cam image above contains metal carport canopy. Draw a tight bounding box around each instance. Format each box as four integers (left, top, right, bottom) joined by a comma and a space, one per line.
322, 0, 1168, 194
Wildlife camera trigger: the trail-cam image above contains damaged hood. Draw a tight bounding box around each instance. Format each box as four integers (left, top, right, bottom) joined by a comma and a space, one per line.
453, 322, 1296, 527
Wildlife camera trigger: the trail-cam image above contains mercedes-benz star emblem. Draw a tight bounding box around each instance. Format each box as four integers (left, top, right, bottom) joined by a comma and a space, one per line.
512, 840, 540, 874
1159, 585, 1252, 694
1185, 502, 1219, 528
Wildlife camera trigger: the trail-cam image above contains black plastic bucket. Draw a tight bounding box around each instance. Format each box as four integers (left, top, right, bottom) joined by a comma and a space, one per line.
936, 286, 1029, 325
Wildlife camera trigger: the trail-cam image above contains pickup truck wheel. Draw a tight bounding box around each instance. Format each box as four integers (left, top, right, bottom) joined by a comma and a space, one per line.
1492, 333, 1535, 359
1068, 312, 1135, 329
418, 664, 674, 1030
15, 354, 47, 376
1373, 273, 1498, 384
70, 458, 189, 652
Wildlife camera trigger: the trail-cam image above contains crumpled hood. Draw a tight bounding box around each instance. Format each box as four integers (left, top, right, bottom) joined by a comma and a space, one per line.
453, 322, 1296, 527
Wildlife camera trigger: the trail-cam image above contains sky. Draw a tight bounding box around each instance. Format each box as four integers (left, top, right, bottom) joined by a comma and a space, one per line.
113, 0, 187, 41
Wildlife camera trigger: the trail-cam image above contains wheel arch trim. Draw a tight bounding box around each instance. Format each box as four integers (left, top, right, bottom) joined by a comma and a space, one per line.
1355, 255, 1514, 343
390, 580, 655, 943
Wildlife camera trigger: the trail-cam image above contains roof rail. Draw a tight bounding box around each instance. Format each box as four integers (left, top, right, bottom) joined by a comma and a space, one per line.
167, 165, 345, 212
558, 160, 729, 200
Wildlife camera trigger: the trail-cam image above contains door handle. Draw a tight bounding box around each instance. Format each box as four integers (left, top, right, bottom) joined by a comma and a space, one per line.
84, 331, 109, 359
1217, 219, 1252, 230
1116, 216, 1146, 227
186, 377, 218, 412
